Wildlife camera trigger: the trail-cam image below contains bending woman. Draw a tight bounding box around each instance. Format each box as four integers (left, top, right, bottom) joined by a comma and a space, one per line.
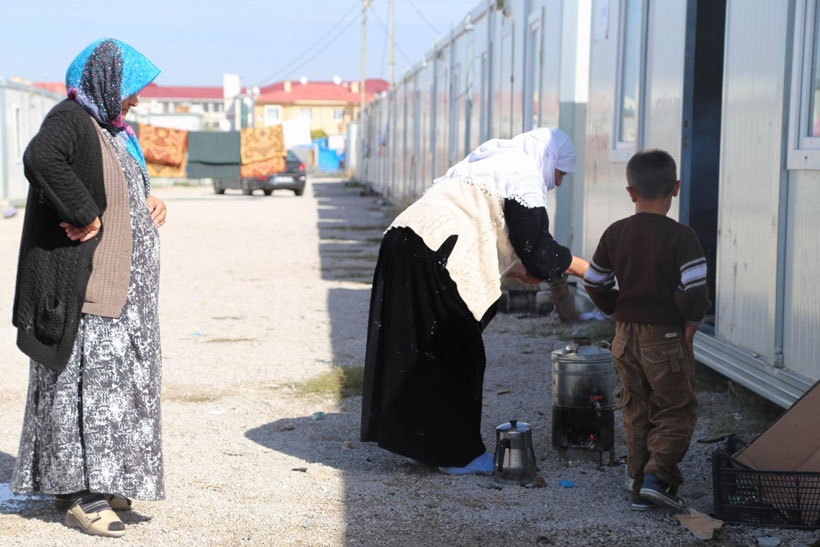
360, 127, 588, 474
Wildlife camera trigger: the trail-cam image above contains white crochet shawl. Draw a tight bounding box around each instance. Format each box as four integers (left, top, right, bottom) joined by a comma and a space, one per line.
389, 128, 576, 321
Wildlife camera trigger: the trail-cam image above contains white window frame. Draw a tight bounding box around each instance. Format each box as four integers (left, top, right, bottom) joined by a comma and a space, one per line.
300, 108, 312, 121
264, 105, 282, 126
610, 0, 647, 163
788, 0, 820, 169
333, 108, 345, 122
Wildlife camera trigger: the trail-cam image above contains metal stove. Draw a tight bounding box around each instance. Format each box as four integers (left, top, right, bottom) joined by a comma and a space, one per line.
550, 342, 616, 465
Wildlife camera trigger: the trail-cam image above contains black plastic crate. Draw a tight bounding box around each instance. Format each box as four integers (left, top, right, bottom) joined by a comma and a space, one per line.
712, 436, 820, 529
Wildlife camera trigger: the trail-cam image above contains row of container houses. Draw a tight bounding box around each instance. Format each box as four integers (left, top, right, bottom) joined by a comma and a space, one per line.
0, 79, 62, 206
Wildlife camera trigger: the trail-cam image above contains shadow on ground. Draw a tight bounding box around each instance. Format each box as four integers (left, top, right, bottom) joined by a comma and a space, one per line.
312, 179, 391, 371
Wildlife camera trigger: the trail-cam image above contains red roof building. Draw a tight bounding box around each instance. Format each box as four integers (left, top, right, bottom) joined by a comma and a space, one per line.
253, 78, 388, 137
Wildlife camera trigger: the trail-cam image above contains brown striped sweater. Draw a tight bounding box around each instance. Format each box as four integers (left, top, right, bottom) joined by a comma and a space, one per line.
583, 212, 710, 326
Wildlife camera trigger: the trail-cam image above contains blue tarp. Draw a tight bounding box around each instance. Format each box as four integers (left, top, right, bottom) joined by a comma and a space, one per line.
303, 138, 341, 172
317, 147, 340, 171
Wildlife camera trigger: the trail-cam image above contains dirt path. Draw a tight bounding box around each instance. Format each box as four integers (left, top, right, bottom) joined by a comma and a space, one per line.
0, 179, 817, 546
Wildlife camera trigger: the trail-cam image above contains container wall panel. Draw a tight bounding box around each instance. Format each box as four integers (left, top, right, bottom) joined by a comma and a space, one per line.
528, 0, 564, 227
451, 37, 468, 166
583, 0, 632, 259
783, 172, 820, 379
642, 0, 685, 221
467, 10, 490, 152
415, 63, 434, 197
393, 85, 407, 200
557, 0, 591, 256
717, 0, 789, 361
509, 0, 528, 135
538, 0, 564, 129
363, 93, 385, 195
395, 85, 407, 202
491, 9, 515, 139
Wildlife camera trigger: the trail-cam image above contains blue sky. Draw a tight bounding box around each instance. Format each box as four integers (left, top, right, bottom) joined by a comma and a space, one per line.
0, 0, 479, 88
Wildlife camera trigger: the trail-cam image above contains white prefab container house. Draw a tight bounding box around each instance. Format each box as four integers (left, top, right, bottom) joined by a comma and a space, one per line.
0, 80, 61, 204
361, 0, 591, 236
708, 0, 820, 405
586, 0, 820, 407
356, 0, 820, 407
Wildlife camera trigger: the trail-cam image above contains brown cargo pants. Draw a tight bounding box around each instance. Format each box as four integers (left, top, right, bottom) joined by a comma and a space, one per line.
611, 322, 697, 495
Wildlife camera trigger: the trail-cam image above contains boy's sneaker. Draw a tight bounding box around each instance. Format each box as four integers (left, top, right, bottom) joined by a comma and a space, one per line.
639, 473, 686, 510
630, 494, 656, 511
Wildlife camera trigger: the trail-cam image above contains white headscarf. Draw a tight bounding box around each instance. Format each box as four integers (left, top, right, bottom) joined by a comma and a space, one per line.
436, 127, 576, 209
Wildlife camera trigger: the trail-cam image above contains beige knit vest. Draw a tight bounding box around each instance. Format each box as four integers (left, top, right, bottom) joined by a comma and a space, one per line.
82, 121, 132, 317
389, 177, 518, 321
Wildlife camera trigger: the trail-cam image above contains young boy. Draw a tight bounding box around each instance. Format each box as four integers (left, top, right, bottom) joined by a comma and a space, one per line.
583, 149, 710, 511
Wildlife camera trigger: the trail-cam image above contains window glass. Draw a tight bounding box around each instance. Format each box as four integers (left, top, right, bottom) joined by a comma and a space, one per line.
264, 105, 281, 126
787, 0, 820, 167
619, 0, 641, 143
811, 4, 820, 136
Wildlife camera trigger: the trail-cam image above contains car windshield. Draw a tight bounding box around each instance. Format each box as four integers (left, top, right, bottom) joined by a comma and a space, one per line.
286, 151, 300, 161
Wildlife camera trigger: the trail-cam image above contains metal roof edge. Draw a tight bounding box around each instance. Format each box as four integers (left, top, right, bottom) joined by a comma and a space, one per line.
694, 331, 814, 409
0, 78, 62, 99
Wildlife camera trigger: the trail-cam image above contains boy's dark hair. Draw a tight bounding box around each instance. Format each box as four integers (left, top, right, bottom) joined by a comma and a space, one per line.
626, 149, 678, 199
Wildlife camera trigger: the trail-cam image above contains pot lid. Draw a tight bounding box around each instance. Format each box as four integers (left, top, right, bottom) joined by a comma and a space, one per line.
552, 343, 612, 357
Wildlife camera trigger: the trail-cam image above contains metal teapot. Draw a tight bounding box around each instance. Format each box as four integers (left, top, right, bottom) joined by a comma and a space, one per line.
493, 419, 537, 485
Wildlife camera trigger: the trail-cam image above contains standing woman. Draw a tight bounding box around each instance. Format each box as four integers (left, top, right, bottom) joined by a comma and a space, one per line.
11, 38, 166, 538
361, 128, 589, 474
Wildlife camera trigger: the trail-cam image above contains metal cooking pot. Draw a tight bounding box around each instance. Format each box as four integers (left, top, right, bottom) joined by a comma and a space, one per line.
493, 420, 537, 485
551, 344, 616, 410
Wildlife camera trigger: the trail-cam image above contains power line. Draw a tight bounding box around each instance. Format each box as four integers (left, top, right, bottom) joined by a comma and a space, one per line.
377, 0, 389, 78
405, 0, 442, 36
253, 0, 361, 87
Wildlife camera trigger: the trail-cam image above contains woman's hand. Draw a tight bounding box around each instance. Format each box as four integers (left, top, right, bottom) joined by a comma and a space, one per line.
60, 217, 101, 242
146, 195, 167, 227
504, 260, 541, 284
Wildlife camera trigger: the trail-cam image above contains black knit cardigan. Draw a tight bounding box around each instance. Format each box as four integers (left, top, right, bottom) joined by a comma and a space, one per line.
12, 99, 107, 371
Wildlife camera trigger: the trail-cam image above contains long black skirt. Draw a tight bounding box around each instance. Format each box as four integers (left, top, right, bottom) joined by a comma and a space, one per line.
360, 227, 496, 467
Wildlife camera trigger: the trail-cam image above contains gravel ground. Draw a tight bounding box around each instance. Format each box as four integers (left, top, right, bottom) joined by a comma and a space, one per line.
1, 178, 819, 546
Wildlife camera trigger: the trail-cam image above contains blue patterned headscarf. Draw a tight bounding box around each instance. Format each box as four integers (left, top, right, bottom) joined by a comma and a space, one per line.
65, 38, 160, 175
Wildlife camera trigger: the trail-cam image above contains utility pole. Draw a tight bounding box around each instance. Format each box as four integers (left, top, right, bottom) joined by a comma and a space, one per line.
360, 0, 372, 115
389, 0, 395, 88
359, 0, 372, 182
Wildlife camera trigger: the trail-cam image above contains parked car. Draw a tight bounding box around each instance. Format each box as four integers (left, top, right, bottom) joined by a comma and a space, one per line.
213, 151, 306, 197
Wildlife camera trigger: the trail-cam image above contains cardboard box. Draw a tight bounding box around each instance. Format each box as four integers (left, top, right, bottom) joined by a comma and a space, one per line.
734, 379, 820, 525
735, 379, 820, 472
